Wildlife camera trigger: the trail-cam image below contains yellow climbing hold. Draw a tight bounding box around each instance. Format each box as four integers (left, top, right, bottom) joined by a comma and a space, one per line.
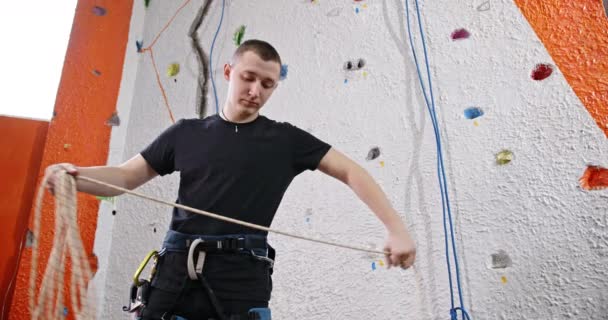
496, 150, 513, 165
167, 63, 180, 77
473, 120, 479, 127
378, 259, 385, 267
380, 161, 385, 167
501, 276, 507, 284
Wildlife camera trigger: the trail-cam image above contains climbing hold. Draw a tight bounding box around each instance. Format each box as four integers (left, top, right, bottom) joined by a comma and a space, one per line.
344, 61, 354, 71
531, 64, 553, 81
25, 229, 34, 248
477, 1, 490, 11
280, 64, 288, 80
451, 28, 470, 40
92, 69, 102, 76
105, 112, 120, 126
233, 25, 246, 46
96, 196, 116, 204
495, 150, 513, 165
344, 79, 348, 84
464, 107, 483, 119
501, 276, 507, 284
63, 144, 71, 150
357, 58, 366, 69
167, 63, 180, 77
92, 6, 107, 16
490, 250, 512, 269
378, 259, 385, 267
144, 0, 151, 8
579, 165, 608, 190
344, 59, 366, 71
371, 262, 376, 270
366, 147, 381, 160
379, 161, 385, 167
327, 7, 342, 17
136, 40, 144, 53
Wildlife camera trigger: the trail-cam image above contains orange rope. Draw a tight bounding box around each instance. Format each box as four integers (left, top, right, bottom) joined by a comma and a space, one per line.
140, 0, 193, 124
143, 0, 192, 50
148, 48, 176, 123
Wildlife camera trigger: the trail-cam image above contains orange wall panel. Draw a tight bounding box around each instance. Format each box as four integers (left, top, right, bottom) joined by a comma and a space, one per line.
8, 0, 133, 318
0, 117, 48, 320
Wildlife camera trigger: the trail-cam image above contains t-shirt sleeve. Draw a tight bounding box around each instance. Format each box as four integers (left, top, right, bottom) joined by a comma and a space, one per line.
288, 124, 331, 174
140, 119, 184, 176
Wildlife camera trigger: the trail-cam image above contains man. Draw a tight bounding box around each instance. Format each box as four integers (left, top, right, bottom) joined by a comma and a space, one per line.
46, 40, 416, 319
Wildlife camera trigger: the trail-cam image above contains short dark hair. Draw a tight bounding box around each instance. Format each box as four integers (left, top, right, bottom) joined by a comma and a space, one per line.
231, 39, 282, 66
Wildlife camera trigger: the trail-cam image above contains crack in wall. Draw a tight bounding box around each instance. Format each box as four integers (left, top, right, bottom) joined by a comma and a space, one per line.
188, 1, 213, 118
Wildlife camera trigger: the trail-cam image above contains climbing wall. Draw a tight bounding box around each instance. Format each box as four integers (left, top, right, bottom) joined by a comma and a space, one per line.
14, 0, 607, 319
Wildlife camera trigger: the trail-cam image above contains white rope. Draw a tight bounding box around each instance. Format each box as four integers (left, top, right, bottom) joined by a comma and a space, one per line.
29, 172, 95, 320
78, 175, 388, 255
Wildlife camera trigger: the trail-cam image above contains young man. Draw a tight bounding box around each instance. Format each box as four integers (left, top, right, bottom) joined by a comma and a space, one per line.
46, 40, 416, 319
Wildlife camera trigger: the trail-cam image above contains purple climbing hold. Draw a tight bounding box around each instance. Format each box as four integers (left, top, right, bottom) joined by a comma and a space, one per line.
451, 28, 471, 40
92, 6, 107, 16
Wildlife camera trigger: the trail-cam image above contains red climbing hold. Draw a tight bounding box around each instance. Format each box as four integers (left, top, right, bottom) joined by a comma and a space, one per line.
531, 63, 553, 81
451, 28, 470, 40
579, 165, 608, 190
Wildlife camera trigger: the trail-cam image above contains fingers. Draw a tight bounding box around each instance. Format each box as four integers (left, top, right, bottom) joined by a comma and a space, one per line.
45, 163, 78, 196
399, 248, 416, 269
385, 248, 416, 270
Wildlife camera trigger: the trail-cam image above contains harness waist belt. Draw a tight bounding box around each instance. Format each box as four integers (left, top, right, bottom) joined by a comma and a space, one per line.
162, 229, 268, 252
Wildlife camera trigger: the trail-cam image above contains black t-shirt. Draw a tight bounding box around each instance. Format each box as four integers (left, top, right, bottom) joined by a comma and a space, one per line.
140, 114, 331, 235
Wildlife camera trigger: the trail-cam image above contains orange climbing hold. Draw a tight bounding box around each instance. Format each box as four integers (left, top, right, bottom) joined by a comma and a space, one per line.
579, 166, 608, 190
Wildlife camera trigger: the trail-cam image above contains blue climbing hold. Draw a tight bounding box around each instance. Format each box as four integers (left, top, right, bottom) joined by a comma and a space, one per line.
463, 107, 483, 119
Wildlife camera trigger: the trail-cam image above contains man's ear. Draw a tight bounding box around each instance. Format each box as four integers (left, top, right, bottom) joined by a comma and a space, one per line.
223, 63, 231, 80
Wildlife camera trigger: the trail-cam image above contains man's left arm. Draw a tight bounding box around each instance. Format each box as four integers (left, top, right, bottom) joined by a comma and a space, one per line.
317, 148, 416, 269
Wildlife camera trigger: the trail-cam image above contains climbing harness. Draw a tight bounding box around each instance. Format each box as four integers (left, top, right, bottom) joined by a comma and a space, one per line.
136, 231, 274, 320
122, 250, 160, 316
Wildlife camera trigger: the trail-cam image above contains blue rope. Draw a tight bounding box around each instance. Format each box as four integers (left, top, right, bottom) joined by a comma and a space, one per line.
209, 0, 226, 114
404, 1, 471, 319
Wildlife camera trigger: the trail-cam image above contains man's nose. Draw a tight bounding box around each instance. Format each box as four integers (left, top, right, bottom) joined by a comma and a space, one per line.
248, 82, 261, 99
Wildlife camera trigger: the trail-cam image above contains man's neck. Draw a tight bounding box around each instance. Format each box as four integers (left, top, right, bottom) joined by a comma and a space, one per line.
221, 105, 258, 123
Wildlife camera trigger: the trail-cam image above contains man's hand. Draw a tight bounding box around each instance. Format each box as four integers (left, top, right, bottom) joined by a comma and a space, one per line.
384, 229, 416, 269
45, 163, 78, 195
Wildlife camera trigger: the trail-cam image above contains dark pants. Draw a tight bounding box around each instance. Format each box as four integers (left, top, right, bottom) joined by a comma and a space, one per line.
140, 249, 273, 320
140, 286, 269, 319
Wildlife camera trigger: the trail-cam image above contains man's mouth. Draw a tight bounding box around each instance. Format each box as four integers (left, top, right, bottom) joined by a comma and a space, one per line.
242, 99, 259, 107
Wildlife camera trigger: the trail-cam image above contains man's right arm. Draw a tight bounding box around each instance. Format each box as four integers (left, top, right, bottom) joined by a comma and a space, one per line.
46, 154, 158, 197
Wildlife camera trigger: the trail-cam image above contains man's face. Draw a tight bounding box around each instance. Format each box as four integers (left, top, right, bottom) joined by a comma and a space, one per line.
224, 51, 281, 116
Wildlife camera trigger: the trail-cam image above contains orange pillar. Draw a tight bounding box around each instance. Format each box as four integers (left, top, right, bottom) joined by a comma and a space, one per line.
8, 0, 133, 318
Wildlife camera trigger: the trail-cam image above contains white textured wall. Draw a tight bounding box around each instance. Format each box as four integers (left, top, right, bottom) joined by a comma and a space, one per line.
96, 0, 608, 319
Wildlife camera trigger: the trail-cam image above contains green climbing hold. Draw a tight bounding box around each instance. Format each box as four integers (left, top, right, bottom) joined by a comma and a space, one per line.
233, 25, 246, 46
144, 0, 151, 8
167, 63, 180, 77
496, 150, 513, 165
96, 196, 115, 203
